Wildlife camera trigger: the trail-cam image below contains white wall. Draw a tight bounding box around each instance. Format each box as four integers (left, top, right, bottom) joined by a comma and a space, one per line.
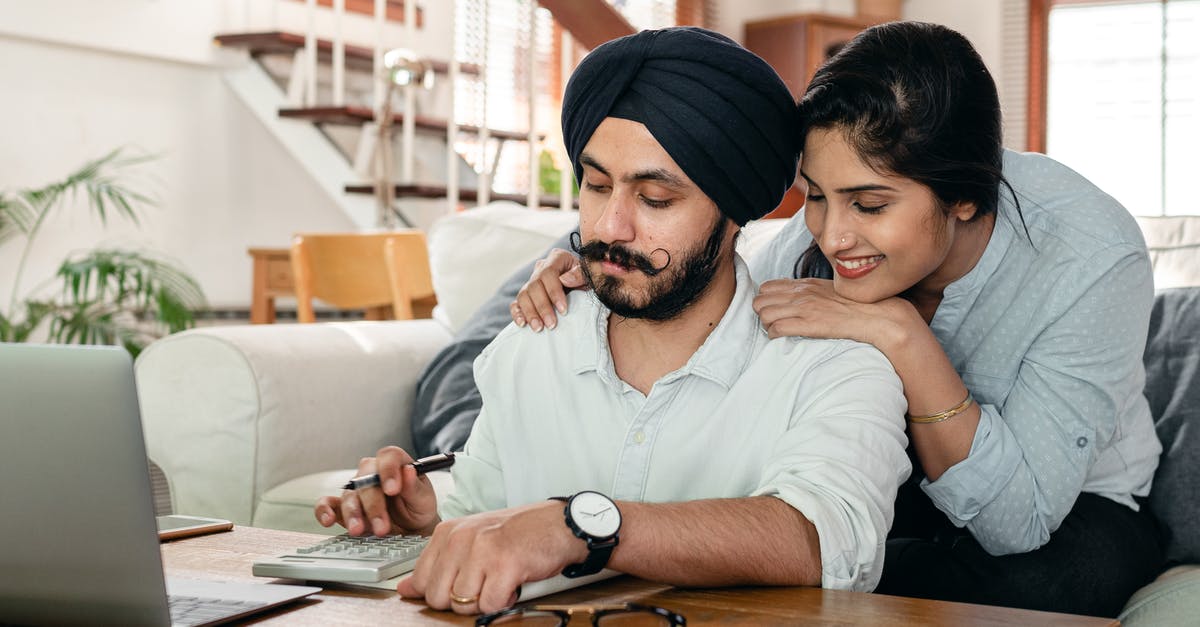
904, 0, 1005, 89
0, 35, 358, 309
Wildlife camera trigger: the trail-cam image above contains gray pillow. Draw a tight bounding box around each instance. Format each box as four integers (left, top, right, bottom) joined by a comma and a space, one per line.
409, 229, 577, 458
1143, 286, 1200, 565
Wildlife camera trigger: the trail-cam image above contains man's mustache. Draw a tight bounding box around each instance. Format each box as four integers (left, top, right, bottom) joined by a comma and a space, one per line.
571, 233, 670, 276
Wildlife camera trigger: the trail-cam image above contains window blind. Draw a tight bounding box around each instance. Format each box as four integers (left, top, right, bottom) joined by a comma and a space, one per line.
1046, 0, 1199, 216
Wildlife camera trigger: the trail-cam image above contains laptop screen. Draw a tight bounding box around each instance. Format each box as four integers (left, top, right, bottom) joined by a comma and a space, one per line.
0, 343, 170, 624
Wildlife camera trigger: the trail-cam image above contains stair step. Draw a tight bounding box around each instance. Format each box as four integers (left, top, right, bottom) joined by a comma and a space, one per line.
278, 106, 541, 142
344, 184, 577, 209
214, 31, 481, 76
307, 0, 423, 27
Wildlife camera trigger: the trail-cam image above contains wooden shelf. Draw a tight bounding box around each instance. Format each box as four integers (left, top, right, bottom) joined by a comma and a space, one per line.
344, 184, 577, 209
214, 32, 480, 75
744, 14, 872, 99
278, 107, 540, 142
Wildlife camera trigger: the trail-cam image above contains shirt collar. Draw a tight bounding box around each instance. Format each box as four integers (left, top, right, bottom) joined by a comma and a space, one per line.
572, 254, 766, 390
943, 154, 1021, 298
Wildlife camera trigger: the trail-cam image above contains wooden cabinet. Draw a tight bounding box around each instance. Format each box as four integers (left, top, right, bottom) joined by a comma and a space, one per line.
745, 13, 873, 219
744, 13, 873, 100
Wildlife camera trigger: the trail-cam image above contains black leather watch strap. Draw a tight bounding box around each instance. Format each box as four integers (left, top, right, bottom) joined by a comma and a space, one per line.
562, 537, 617, 578
549, 493, 620, 578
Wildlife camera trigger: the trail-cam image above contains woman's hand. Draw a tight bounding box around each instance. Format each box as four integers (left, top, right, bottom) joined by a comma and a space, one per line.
510, 248, 587, 332
752, 278, 918, 349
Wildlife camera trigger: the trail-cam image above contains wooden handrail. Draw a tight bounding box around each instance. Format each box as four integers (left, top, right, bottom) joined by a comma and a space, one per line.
536, 0, 635, 50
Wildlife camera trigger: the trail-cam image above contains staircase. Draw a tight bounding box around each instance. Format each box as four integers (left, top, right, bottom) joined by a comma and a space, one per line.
213, 0, 640, 230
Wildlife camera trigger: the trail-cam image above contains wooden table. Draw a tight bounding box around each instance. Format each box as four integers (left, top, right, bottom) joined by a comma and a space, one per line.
247, 247, 294, 324
161, 527, 1119, 626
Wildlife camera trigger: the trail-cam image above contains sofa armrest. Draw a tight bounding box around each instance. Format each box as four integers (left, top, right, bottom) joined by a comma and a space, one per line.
135, 320, 452, 525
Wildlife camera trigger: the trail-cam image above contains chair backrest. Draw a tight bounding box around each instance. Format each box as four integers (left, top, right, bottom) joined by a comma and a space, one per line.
290, 231, 436, 323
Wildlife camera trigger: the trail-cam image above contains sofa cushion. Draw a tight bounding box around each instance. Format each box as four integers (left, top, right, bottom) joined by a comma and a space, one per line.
1138, 216, 1200, 289
427, 202, 579, 333
1143, 286, 1200, 565
1119, 565, 1200, 627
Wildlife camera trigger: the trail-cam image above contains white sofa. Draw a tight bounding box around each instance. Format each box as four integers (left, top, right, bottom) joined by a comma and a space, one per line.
136, 206, 1199, 624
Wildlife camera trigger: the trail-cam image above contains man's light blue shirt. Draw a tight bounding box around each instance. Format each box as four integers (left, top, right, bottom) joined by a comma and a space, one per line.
441, 257, 911, 590
749, 150, 1162, 556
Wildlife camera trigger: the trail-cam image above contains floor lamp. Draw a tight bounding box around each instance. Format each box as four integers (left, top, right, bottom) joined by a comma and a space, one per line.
376, 48, 435, 229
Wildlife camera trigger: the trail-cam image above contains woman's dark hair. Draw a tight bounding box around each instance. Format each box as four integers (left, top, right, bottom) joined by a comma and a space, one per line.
795, 21, 1019, 279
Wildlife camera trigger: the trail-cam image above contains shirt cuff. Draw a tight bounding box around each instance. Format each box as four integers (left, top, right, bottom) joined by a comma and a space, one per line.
920, 403, 1022, 526
753, 486, 886, 592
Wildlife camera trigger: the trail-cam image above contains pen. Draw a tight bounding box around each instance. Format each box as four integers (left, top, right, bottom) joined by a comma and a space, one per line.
340, 452, 456, 491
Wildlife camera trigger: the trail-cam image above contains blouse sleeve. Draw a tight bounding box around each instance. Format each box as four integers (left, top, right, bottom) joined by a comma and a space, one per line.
920, 244, 1154, 555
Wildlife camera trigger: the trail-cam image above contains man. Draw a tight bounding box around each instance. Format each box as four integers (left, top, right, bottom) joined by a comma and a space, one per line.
316, 26, 910, 615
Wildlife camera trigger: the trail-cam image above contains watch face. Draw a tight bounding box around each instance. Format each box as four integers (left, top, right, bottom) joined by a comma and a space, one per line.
569, 491, 621, 538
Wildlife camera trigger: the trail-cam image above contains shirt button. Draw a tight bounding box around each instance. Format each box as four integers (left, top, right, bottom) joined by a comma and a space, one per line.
633, 431, 646, 444
1076, 436, 1088, 448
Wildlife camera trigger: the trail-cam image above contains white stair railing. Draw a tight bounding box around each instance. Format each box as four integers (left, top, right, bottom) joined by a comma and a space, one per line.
304, 0, 317, 106
476, 0, 492, 208
332, 0, 345, 106
526, 0, 539, 210
559, 27, 573, 212
238, 0, 574, 214
400, 0, 418, 185
446, 1, 461, 213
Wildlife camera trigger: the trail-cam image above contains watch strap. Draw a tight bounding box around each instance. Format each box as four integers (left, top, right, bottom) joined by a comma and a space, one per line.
562, 538, 617, 578
548, 493, 620, 578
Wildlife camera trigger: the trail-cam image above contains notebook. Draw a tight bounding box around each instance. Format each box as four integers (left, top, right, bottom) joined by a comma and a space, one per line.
0, 343, 320, 626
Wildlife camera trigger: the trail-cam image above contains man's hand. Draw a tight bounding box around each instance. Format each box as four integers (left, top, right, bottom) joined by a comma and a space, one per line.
314, 446, 440, 537
510, 248, 587, 332
396, 500, 587, 615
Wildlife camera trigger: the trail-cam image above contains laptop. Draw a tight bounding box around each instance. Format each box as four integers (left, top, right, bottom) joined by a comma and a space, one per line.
0, 343, 320, 626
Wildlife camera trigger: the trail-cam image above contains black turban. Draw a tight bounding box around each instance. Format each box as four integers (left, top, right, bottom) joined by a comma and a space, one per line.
562, 27, 800, 226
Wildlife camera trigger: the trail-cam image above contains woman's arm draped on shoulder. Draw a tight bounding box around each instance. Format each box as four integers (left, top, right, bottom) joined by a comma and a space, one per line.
921, 248, 1154, 555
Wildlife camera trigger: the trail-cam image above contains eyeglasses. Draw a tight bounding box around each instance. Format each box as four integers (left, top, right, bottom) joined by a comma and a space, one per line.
475, 603, 686, 626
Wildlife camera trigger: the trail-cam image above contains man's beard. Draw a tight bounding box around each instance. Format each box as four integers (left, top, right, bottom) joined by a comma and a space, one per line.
574, 215, 728, 322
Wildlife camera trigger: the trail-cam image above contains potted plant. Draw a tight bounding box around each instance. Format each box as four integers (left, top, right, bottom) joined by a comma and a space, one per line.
0, 148, 206, 356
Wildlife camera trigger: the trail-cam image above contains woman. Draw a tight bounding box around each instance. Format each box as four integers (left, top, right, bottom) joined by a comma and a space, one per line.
511, 21, 1163, 617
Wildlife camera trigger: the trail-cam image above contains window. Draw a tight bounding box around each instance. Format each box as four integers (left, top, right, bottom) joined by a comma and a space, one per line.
452, 0, 710, 199
1041, 0, 1199, 216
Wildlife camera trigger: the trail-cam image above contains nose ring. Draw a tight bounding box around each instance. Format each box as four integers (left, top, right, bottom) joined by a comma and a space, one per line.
840, 236, 847, 245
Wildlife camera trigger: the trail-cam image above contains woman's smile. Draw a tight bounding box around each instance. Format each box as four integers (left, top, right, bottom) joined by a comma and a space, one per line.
833, 254, 885, 278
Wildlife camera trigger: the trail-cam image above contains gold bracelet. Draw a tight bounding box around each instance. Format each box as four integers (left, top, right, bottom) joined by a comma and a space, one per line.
906, 393, 974, 424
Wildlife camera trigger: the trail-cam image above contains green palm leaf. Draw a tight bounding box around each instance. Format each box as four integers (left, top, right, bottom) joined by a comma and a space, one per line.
3, 149, 205, 356
52, 249, 206, 352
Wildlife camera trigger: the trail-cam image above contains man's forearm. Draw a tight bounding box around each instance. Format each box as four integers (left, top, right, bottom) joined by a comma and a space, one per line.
607, 496, 821, 587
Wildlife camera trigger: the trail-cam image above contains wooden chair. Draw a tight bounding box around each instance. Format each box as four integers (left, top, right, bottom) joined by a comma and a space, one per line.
290, 231, 436, 323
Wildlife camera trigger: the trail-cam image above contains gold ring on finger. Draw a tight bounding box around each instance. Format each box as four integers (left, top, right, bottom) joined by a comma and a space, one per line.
450, 593, 477, 605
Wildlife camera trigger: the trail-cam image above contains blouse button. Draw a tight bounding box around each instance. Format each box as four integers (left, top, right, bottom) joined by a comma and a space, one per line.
634, 431, 646, 444
1076, 436, 1088, 448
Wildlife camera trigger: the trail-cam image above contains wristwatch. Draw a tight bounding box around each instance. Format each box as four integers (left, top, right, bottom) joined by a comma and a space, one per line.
550, 491, 622, 578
